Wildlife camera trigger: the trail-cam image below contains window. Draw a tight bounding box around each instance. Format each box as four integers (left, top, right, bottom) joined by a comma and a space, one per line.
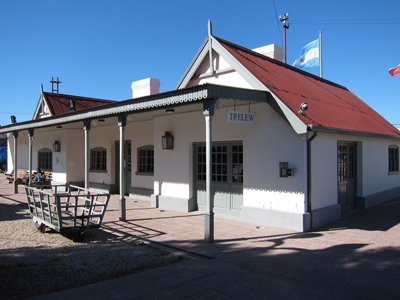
137, 145, 154, 175
389, 145, 399, 173
90, 147, 107, 171
38, 148, 52, 171
196, 143, 243, 183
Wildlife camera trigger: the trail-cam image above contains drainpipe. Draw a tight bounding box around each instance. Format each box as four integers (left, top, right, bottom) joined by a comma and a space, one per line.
307, 131, 317, 230
13, 131, 18, 193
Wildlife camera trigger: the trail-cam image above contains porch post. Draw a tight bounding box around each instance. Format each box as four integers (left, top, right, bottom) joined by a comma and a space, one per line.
12, 131, 18, 193
83, 121, 91, 191
28, 129, 34, 186
118, 115, 126, 221
203, 101, 215, 243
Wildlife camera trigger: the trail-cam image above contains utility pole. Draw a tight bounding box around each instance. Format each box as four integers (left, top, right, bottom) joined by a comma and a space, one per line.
279, 13, 290, 63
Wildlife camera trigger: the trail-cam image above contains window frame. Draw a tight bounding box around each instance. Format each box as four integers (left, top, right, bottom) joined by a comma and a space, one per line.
38, 148, 53, 171
90, 147, 107, 172
388, 145, 399, 174
136, 145, 154, 176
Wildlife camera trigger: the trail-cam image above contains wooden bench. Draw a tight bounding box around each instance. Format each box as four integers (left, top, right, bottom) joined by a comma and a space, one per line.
33, 171, 52, 186
6, 169, 28, 184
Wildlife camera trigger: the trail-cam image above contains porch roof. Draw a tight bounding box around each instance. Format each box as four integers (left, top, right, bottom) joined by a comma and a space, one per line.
0, 84, 270, 134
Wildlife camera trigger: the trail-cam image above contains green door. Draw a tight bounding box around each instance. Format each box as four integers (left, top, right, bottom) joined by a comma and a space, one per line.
338, 142, 357, 211
195, 142, 243, 217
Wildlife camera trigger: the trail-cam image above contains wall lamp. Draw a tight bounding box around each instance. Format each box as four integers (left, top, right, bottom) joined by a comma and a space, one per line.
161, 131, 174, 150
53, 140, 61, 152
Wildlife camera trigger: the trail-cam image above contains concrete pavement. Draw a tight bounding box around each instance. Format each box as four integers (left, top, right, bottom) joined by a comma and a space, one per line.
2, 180, 400, 299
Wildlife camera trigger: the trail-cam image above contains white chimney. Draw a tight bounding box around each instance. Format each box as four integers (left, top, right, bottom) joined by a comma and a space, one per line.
131, 78, 160, 99
252, 44, 284, 62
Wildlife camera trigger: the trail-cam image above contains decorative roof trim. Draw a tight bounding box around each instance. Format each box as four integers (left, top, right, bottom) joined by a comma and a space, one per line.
32, 93, 52, 120
0, 84, 269, 134
176, 37, 209, 89
176, 35, 307, 134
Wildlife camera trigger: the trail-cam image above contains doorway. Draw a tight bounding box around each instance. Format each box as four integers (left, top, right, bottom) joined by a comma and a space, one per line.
194, 141, 243, 217
337, 142, 357, 211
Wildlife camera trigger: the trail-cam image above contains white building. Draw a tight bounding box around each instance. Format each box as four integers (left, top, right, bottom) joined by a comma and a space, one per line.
2, 32, 400, 234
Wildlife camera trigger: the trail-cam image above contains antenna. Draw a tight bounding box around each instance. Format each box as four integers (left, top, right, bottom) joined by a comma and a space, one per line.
50, 77, 61, 93
279, 13, 290, 63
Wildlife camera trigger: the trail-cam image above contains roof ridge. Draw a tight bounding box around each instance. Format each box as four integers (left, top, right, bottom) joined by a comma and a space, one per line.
213, 35, 348, 91
42, 92, 117, 102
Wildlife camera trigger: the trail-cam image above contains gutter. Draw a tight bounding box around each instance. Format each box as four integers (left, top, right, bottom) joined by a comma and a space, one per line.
308, 125, 400, 140
307, 131, 318, 230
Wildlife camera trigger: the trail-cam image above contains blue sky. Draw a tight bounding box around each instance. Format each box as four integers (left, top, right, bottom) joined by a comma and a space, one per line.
1, 0, 399, 125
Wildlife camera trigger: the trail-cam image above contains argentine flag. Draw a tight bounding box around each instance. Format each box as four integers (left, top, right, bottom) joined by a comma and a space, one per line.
293, 38, 319, 68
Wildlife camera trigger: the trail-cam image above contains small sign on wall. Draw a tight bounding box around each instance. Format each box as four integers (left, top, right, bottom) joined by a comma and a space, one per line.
227, 110, 256, 124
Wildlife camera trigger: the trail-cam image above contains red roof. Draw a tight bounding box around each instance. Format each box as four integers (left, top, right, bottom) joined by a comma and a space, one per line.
40, 92, 116, 118
215, 36, 400, 137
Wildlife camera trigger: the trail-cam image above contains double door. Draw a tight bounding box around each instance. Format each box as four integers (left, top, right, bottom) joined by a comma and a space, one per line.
195, 141, 243, 217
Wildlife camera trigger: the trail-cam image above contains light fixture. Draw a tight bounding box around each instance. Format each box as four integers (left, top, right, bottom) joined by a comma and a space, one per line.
298, 102, 309, 114
53, 140, 61, 152
98, 119, 105, 122
161, 131, 174, 150
56, 125, 62, 129
166, 108, 175, 114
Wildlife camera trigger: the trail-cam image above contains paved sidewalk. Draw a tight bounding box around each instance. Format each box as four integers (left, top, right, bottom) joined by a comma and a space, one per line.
2, 180, 400, 299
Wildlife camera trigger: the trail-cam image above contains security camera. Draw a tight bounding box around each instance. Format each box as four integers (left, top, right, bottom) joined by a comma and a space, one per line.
298, 102, 309, 114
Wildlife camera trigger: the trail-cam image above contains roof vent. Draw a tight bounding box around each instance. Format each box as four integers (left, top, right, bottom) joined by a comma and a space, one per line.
131, 78, 160, 99
68, 100, 76, 111
252, 44, 284, 62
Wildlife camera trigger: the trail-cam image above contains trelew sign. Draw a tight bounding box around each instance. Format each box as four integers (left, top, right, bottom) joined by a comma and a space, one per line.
227, 110, 256, 124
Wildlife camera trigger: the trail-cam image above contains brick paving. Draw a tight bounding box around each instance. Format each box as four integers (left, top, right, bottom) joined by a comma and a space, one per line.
2, 179, 400, 299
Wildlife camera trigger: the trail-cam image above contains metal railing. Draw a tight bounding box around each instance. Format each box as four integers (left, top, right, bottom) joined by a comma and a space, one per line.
25, 184, 110, 232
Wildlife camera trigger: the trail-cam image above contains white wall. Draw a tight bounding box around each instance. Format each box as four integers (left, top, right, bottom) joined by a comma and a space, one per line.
310, 133, 400, 211
360, 137, 400, 196
7, 129, 67, 183
65, 129, 84, 183
309, 133, 338, 210
127, 119, 154, 190
87, 125, 117, 185
153, 102, 308, 213
242, 103, 307, 213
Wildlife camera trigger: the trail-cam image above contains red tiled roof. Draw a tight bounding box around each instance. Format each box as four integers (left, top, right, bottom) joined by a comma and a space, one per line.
215, 36, 400, 137
41, 92, 117, 118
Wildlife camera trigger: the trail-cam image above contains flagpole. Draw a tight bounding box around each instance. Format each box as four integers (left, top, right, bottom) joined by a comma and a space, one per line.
319, 31, 323, 78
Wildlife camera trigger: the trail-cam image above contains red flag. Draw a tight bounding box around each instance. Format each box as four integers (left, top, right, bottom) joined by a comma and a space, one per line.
389, 64, 400, 76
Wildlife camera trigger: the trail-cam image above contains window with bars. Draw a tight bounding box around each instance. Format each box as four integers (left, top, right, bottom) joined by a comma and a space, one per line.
337, 143, 355, 181
389, 145, 399, 173
196, 143, 243, 183
137, 145, 154, 175
90, 147, 107, 171
38, 148, 52, 171
232, 145, 243, 183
